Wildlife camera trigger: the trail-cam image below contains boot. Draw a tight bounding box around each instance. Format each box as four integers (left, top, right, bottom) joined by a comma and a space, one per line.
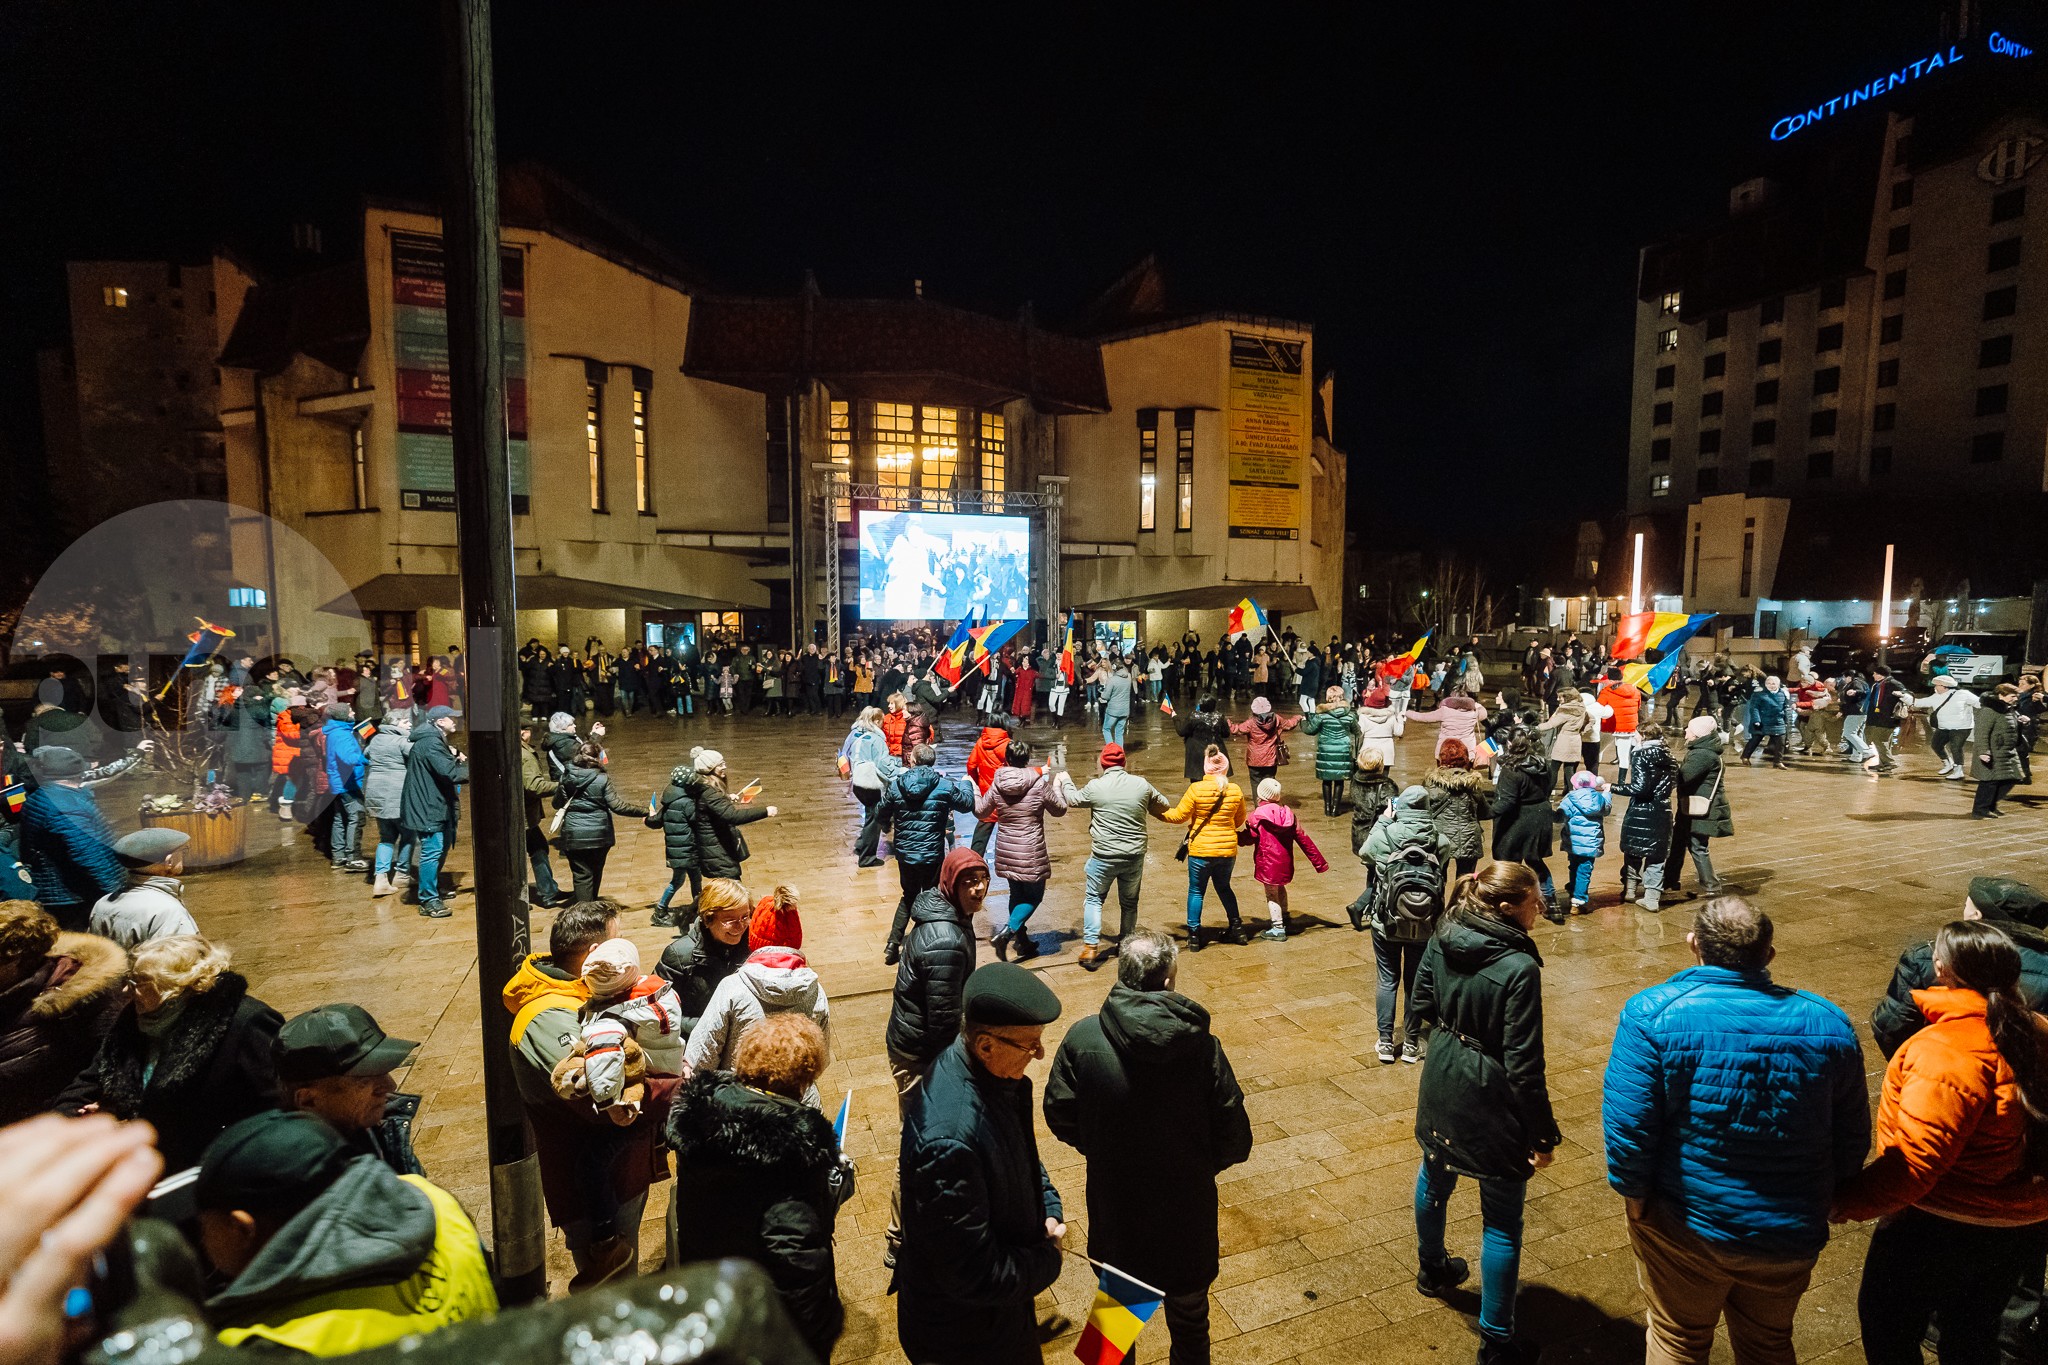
1346, 895, 1369, 932
372, 872, 394, 898
1224, 920, 1252, 946
1415, 1255, 1470, 1300
567, 1234, 636, 1293
1187, 926, 1206, 952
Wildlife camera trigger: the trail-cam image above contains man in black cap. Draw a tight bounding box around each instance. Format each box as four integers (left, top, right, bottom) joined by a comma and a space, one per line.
194, 1110, 495, 1352
88, 827, 198, 949
1871, 876, 2048, 1057
275, 1003, 424, 1177
897, 961, 1066, 1365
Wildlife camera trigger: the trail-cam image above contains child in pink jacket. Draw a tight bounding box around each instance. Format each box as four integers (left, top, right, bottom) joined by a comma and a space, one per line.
1244, 777, 1329, 941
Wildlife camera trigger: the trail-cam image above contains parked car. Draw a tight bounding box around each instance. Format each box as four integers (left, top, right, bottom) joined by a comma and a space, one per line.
1929, 631, 2027, 685
1811, 624, 1928, 679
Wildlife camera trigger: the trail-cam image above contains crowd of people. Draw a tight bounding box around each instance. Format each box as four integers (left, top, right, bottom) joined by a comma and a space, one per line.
1, 619, 2044, 1365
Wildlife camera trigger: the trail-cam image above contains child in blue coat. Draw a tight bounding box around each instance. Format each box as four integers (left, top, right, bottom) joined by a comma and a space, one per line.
1559, 769, 1612, 913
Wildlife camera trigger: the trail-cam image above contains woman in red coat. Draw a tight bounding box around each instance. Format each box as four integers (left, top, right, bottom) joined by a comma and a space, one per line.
1010, 655, 1039, 722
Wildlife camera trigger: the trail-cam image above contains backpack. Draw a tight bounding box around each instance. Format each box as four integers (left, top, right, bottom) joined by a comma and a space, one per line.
1375, 828, 1445, 943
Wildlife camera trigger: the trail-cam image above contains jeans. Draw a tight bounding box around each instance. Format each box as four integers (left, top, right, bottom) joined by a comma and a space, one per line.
374, 818, 416, 879
888, 861, 942, 952
523, 826, 559, 902
415, 828, 448, 904
1102, 712, 1127, 747
656, 865, 700, 912
1568, 852, 1595, 903
1185, 855, 1240, 930
1840, 712, 1872, 760
1082, 854, 1145, 946
1523, 858, 1555, 901
1859, 1206, 2047, 1365
853, 785, 884, 860
1373, 932, 1425, 1046
1415, 1152, 1525, 1344
1003, 877, 1046, 937
1628, 1201, 1813, 1365
564, 847, 609, 902
329, 792, 366, 864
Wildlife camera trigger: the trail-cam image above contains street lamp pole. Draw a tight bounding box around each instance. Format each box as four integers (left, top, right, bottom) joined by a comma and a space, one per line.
440, 0, 545, 1305
1630, 531, 1645, 616
1878, 542, 1895, 668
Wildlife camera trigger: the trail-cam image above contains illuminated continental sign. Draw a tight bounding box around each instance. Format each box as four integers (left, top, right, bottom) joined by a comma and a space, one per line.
1769, 31, 2032, 141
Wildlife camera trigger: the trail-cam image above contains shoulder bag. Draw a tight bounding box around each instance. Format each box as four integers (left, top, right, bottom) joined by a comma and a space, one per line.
1687, 762, 1722, 819
1175, 785, 1229, 862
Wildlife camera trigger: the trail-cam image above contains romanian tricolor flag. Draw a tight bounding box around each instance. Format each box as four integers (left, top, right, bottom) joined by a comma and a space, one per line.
964, 618, 1027, 678
1056, 610, 1079, 685
1074, 1261, 1165, 1365
159, 617, 238, 698
932, 607, 985, 685
1226, 596, 1268, 642
1377, 628, 1432, 681
1, 780, 24, 816
1613, 611, 1716, 697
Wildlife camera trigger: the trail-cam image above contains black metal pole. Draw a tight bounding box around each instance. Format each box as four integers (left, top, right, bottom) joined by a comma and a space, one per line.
439, 0, 545, 1305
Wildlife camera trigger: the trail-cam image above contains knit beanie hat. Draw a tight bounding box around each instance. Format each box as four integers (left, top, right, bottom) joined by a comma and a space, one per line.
1250, 696, 1273, 716
580, 939, 641, 998
1363, 687, 1390, 708
549, 712, 577, 734
1203, 748, 1231, 777
693, 748, 726, 774
1570, 769, 1602, 790
1256, 777, 1283, 802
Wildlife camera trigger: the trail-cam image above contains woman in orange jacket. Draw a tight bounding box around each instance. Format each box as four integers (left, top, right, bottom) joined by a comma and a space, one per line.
1834, 919, 2048, 1364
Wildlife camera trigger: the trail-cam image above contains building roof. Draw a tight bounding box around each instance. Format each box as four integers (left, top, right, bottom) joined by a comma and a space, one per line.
1770, 494, 2048, 600
682, 289, 1112, 414
216, 260, 370, 377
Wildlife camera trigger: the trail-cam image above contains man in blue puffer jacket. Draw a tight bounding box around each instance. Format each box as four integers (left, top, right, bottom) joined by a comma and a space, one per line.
1603, 897, 1868, 1365
877, 744, 976, 966
321, 703, 370, 873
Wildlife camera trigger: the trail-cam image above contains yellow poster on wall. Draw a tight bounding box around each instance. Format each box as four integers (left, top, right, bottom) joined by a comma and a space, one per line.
1226, 332, 1306, 540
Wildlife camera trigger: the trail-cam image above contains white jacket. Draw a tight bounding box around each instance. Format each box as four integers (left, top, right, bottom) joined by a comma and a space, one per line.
88, 878, 197, 950
580, 976, 686, 1110
1914, 686, 1981, 731
684, 950, 832, 1106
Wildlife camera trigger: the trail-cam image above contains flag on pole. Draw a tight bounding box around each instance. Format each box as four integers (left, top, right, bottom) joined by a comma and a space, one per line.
1074, 1260, 1167, 1365
1377, 628, 1432, 681
1225, 597, 1268, 642
1613, 612, 1716, 696
158, 618, 237, 698
964, 618, 1027, 679
1057, 610, 1079, 685
932, 606, 985, 685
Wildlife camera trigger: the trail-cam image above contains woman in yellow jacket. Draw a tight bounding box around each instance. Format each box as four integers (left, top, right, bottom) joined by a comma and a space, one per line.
1161, 744, 1249, 951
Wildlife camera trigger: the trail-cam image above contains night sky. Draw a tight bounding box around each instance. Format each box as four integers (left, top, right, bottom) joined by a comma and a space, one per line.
0, 1, 1956, 573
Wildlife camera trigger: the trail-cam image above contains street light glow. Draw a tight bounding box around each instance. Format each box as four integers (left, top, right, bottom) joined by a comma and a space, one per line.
1630, 531, 1644, 615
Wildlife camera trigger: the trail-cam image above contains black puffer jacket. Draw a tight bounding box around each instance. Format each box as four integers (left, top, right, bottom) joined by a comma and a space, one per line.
1042, 985, 1253, 1294
1870, 918, 2048, 1059
645, 764, 698, 870
1423, 765, 1492, 862
690, 773, 768, 879
877, 766, 975, 869
1610, 738, 1676, 857
551, 764, 641, 851
1412, 914, 1559, 1181
885, 888, 976, 1068
657, 918, 751, 1038
1489, 757, 1553, 862
665, 1072, 853, 1361
0, 932, 127, 1126
1176, 712, 1231, 783
55, 971, 285, 1170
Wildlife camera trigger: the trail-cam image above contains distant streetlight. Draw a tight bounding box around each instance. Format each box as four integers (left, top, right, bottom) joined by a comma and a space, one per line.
1630, 531, 1645, 615
1878, 544, 1894, 642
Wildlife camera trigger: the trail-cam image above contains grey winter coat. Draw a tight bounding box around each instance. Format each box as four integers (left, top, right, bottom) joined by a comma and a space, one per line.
973, 766, 1068, 883
363, 730, 413, 821
1057, 768, 1169, 862
1423, 765, 1492, 862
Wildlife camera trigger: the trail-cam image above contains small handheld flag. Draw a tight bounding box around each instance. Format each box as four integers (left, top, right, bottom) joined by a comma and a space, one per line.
648, 791, 661, 819
1, 780, 24, 816
832, 1091, 852, 1149
735, 779, 763, 804
1057, 609, 1079, 686
1074, 1260, 1166, 1365
158, 617, 237, 698
932, 607, 984, 686
353, 717, 378, 744
1159, 697, 1175, 717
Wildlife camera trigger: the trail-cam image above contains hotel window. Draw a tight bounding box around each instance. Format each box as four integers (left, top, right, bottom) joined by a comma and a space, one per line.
1872, 402, 1897, 432
1977, 383, 2010, 417
1655, 328, 1679, 353
1991, 187, 2026, 224
1650, 437, 1671, 463
872, 401, 916, 503
1973, 431, 2006, 463
1652, 400, 1673, 427
1759, 295, 1785, 326
1988, 237, 2023, 272
350, 426, 369, 510
1696, 467, 1720, 495
1754, 378, 1779, 406
1752, 418, 1776, 445
584, 362, 606, 512
1877, 357, 1900, 386
1740, 528, 1756, 597
917, 405, 960, 508
1812, 366, 1840, 395
1654, 364, 1675, 389
631, 369, 651, 513
1891, 179, 1915, 209
1649, 473, 1671, 498
1705, 312, 1728, 340
1137, 411, 1159, 531
1980, 335, 2014, 367
1703, 352, 1726, 379
1871, 445, 1894, 475
1174, 410, 1195, 531
1700, 390, 1723, 418
1808, 450, 1834, 479
1659, 290, 1681, 316
1880, 314, 1904, 344
1756, 338, 1781, 366
1815, 323, 1843, 353
1984, 285, 2018, 320
1749, 459, 1775, 488
1698, 428, 1722, 455
1809, 408, 1838, 437
1882, 269, 1908, 301
828, 401, 853, 522
1819, 278, 1847, 309
979, 411, 1006, 505
1886, 225, 1912, 255
101, 285, 128, 308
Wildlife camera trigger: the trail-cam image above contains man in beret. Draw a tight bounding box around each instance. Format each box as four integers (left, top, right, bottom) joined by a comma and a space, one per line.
19, 746, 125, 931
194, 1110, 495, 1352
276, 1003, 424, 1178
1871, 877, 2048, 1058
897, 961, 1066, 1365
88, 827, 199, 949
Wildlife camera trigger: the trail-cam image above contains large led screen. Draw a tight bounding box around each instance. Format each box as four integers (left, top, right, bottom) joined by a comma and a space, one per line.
857, 510, 1031, 621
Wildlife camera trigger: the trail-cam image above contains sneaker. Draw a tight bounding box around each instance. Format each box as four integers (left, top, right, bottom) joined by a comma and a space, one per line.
650, 907, 677, 928
1401, 1042, 1422, 1064
1261, 924, 1287, 942
567, 1234, 636, 1293
1636, 897, 1662, 912
1376, 1041, 1398, 1064
857, 856, 885, 868
1415, 1254, 1469, 1299
418, 900, 452, 919
1946, 770, 1966, 780
1568, 900, 1586, 914
334, 858, 369, 873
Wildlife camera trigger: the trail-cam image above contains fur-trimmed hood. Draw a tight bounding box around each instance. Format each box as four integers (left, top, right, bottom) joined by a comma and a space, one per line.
665, 1071, 836, 1169
28, 933, 128, 1023
1424, 765, 1488, 795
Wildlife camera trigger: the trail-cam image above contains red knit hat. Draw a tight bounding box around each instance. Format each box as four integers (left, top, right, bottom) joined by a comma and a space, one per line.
1099, 743, 1126, 767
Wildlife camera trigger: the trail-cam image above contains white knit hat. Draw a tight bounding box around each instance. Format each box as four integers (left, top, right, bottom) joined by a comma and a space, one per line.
693, 748, 726, 774
580, 938, 641, 997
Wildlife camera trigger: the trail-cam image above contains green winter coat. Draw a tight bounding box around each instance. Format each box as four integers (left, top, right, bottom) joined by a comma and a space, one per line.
1301, 703, 1360, 780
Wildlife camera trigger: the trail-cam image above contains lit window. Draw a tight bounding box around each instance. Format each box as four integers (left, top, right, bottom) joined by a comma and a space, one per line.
979, 412, 1006, 508
1656, 328, 1679, 353
918, 405, 959, 509
1660, 290, 1681, 316
227, 587, 268, 609
1138, 413, 1159, 531
102, 286, 128, 308
829, 401, 852, 522
873, 401, 916, 503
585, 377, 606, 511
1174, 412, 1195, 531
1649, 473, 1671, 497
632, 375, 651, 513
351, 426, 369, 510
